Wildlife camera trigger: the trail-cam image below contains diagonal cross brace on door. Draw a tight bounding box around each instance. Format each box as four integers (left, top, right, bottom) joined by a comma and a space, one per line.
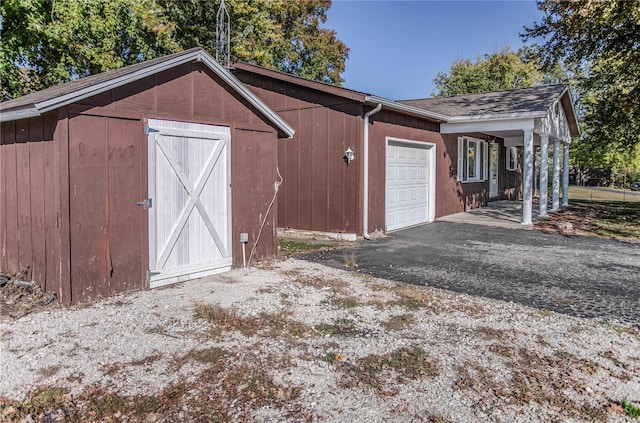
154, 134, 228, 269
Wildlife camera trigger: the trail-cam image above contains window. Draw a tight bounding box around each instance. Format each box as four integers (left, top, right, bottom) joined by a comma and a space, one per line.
457, 136, 488, 182
506, 146, 518, 171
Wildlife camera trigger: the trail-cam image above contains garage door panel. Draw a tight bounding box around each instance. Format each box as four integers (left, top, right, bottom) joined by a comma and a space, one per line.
386, 140, 434, 232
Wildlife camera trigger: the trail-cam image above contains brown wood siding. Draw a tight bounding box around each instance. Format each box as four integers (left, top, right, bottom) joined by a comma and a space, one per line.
68, 114, 144, 303
499, 145, 523, 200
1, 121, 19, 274
56, 108, 72, 304
233, 70, 522, 234
69, 62, 280, 298
368, 110, 443, 231
2, 62, 281, 303
441, 133, 522, 215
236, 71, 363, 235
0, 113, 62, 297
231, 128, 278, 263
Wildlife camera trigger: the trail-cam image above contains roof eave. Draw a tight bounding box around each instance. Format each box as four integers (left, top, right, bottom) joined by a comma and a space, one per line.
446, 111, 546, 123
0, 105, 40, 122
559, 88, 581, 138
231, 62, 368, 103
365, 96, 449, 122
33, 52, 201, 115
199, 55, 295, 138
1, 49, 295, 138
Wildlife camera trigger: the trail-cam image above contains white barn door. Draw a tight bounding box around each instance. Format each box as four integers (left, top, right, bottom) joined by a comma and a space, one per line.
146, 119, 232, 288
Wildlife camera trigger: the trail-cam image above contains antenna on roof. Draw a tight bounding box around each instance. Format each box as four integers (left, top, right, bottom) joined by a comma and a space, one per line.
216, 0, 230, 66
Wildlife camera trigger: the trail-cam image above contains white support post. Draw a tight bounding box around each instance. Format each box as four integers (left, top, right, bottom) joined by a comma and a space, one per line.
539, 135, 549, 218
552, 140, 561, 211
562, 143, 570, 207
522, 128, 534, 225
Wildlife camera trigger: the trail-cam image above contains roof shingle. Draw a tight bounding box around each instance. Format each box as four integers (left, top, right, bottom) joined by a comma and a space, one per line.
398, 84, 568, 117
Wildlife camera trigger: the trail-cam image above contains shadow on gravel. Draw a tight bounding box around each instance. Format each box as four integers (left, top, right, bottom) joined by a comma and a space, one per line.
301, 222, 640, 329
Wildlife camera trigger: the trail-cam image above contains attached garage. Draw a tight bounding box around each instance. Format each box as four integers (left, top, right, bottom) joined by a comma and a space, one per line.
232, 62, 448, 239
385, 138, 436, 232
0, 48, 294, 303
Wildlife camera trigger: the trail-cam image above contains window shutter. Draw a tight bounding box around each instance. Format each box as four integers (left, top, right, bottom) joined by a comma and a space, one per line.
457, 137, 464, 181
483, 141, 489, 181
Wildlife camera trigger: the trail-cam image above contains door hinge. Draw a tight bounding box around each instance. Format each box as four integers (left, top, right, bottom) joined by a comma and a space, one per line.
144, 124, 159, 135
136, 198, 152, 209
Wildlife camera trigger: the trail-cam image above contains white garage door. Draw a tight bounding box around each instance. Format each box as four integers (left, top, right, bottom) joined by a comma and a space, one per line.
146, 119, 232, 288
385, 139, 435, 231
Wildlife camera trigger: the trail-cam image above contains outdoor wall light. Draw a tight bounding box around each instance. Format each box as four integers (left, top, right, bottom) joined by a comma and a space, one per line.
344, 147, 355, 165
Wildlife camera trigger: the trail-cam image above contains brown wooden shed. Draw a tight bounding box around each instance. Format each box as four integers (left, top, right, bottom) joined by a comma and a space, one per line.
232, 63, 522, 239
0, 48, 294, 304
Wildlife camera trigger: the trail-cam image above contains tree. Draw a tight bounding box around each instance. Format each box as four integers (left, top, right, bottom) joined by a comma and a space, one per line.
0, 0, 179, 100
432, 46, 544, 96
161, 0, 349, 86
523, 0, 640, 151
0, 0, 349, 101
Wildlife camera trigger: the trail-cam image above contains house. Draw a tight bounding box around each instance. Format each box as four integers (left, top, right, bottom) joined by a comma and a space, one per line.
0, 48, 294, 303
0, 47, 580, 304
400, 85, 580, 224
232, 63, 578, 239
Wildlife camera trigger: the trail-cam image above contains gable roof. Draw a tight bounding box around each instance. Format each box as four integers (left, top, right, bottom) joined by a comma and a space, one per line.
399, 84, 580, 137
231, 62, 449, 122
0, 48, 295, 138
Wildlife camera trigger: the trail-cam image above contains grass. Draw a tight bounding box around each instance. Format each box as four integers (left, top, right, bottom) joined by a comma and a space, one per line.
314, 318, 358, 336
194, 303, 310, 338
278, 239, 331, 256
622, 399, 640, 418
337, 346, 439, 391
290, 274, 349, 295
4, 352, 301, 422
343, 251, 357, 268
569, 186, 640, 203
323, 351, 345, 364
331, 296, 360, 309
36, 365, 61, 378
570, 199, 640, 240
536, 189, 640, 241
382, 314, 415, 331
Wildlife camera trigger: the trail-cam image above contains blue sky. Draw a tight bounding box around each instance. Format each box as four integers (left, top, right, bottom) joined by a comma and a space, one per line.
324, 0, 543, 99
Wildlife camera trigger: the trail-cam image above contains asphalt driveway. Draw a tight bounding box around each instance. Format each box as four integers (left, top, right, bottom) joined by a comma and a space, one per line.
304, 222, 640, 328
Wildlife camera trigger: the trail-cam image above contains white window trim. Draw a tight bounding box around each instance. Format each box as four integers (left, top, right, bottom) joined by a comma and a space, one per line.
506, 146, 518, 171
457, 136, 488, 183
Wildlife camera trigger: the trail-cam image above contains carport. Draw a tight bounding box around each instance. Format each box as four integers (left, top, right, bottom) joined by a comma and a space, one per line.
400, 85, 581, 225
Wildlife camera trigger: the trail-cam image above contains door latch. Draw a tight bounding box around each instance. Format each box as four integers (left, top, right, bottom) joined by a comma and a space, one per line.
136, 198, 152, 209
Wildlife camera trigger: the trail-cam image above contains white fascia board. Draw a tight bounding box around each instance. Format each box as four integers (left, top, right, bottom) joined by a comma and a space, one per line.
558, 86, 581, 137
0, 106, 40, 122
365, 95, 450, 122
446, 111, 546, 123
441, 117, 536, 134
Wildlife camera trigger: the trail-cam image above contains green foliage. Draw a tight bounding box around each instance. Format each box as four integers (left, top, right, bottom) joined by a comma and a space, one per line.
523, 0, 640, 152
0, 0, 349, 101
162, 0, 348, 86
571, 137, 640, 175
622, 399, 640, 418
432, 46, 544, 96
0, 0, 180, 100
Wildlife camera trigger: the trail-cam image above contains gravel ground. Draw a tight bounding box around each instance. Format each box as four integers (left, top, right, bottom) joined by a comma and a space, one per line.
1, 258, 639, 422
306, 222, 640, 328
